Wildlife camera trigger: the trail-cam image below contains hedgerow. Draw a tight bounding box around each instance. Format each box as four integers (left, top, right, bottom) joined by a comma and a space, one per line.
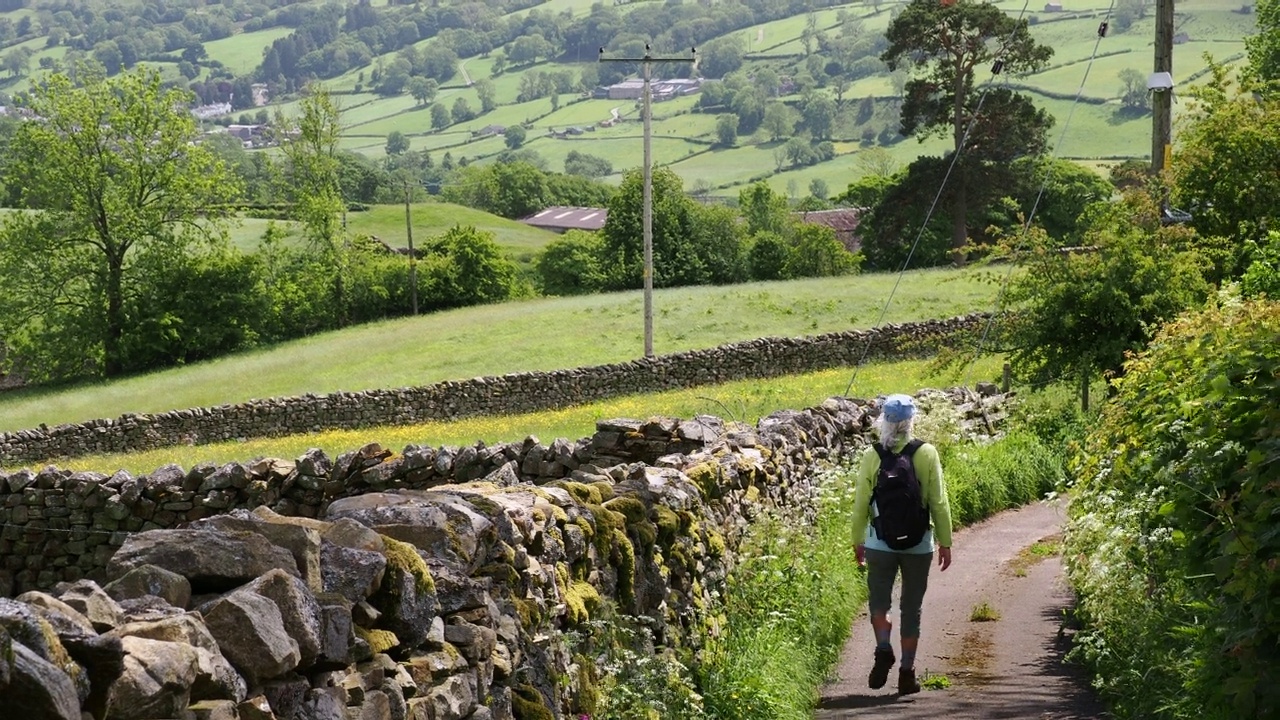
1065, 298, 1280, 719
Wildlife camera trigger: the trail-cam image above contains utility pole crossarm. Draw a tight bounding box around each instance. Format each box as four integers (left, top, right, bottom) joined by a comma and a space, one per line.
599, 45, 696, 359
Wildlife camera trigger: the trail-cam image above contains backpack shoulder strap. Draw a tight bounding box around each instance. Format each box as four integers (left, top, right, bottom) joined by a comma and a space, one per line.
873, 442, 893, 463
902, 439, 925, 457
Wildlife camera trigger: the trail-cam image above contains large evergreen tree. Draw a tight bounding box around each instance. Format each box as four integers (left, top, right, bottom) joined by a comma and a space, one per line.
882, 0, 1054, 264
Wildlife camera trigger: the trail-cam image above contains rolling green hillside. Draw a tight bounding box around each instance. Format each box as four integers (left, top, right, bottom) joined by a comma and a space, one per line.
0, 265, 1002, 431
0, 0, 1255, 199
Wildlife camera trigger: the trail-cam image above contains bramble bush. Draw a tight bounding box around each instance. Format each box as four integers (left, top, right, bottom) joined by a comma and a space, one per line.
1065, 298, 1280, 719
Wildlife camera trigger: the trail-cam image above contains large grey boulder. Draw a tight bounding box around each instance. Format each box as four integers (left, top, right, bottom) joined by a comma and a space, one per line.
241, 570, 323, 669
107, 529, 300, 593
106, 613, 244, 702
107, 636, 200, 720
192, 515, 323, 593
58, 580, 125, 631
15, 591, 96, 635
0, 597, 90, 702
320, 542, 387, 603
324, 492, 495, 572
202, 591, 301, 686
8, 641, 82, 720
104, 565, 192, 609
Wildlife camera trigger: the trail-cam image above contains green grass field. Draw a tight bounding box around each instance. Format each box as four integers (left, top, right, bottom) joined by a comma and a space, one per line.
0, 265, 1007, 432
203, 27, 294, 75
32, 354, 1006, 475
221, 200, 562, 253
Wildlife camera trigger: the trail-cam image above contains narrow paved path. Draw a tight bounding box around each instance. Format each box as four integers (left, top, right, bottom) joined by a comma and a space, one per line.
816, 499, 1110, 719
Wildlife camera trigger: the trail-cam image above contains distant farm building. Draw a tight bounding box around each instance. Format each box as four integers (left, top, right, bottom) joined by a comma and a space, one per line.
1043, 2, 1063, 11
795, 208, 864, 252
521, 206, 608, 233
606, 78, 702, 101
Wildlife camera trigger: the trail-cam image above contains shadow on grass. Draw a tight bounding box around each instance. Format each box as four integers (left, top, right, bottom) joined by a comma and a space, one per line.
1107, 105, 1150, 126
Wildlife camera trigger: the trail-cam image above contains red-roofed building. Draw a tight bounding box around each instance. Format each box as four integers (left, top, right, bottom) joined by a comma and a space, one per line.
794, 208, 865, 252
521, 206, 609, 233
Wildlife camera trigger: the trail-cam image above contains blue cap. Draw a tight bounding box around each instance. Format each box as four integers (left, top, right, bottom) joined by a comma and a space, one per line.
881, 394, 917, 423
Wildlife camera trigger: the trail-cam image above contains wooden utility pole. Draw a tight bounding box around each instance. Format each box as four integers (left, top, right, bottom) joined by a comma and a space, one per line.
599, 45, 696, 358
1152, 0, 1174, 174
404, 178, 418, 315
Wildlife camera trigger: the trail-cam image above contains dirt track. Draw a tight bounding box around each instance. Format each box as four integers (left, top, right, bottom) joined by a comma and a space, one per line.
816, 499, 1112, 719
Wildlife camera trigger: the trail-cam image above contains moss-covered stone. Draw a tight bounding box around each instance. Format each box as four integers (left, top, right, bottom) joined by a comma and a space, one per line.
744, 484, 761, 503
553, 481, 602, 506
354, 626, 400, 654
512, 684, 554, 720
563, 581, 600, 625
572, 653, 599, 716
603, 495, 647, 524
676, 510, 697, 534
380, 535, 436, 596
654, 505, 681, 545
477, 563, 520, 585
514, 598, 543, 630
612, 528, 636, 606
591, 481, 615, 502
707, 530, 726, 557
685, 461, 723, 500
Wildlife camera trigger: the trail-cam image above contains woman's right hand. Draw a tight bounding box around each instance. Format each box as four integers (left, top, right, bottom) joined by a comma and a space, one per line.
855, 544, 866, 567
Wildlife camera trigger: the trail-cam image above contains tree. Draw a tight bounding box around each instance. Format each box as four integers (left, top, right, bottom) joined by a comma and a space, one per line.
600, 167, 700, 289
785, 222, 860, 278
699, 35, 745, 79
1002, 190, 1211, 394
1246, 0, 1280, 84
762, 102, 796, 141
430, 102, 450, 129
1118, 67, 1150, 111
809, 178, 830, 200
504, 125, 527, 149
1172, 67, 1280, 277
451, 97, 475, 124
715, 113, 739, 147
799, 91, 836, 139
739, 181, 791, 236
564, 150, 612, 179
0, 65, 237, 380
475, 78, 497, 113
883, 0, 1054, 263
407, 76, 438, 106
277, 84, 349, 323
385, 130, 410, 155
536, 230, 608, 295
3, 46, 31, 77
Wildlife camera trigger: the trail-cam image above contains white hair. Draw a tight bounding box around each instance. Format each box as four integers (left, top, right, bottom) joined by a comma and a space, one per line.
874, 414, 915, 448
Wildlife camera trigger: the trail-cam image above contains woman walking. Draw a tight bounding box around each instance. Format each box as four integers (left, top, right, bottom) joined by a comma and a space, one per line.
851, 393, 953, 695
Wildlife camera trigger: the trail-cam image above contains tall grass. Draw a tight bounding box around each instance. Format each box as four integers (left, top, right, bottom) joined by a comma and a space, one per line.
24, 356, 1007, 475
0, 267, 1002, 433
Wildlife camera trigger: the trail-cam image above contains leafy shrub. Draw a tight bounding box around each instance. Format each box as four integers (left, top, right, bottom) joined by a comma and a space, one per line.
1241, 230, 1280, 299
534, 230, 607, 296
1065, 299, 1280, 719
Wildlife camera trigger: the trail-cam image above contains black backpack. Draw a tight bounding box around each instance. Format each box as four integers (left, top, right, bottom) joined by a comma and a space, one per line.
871, 439, 931, 550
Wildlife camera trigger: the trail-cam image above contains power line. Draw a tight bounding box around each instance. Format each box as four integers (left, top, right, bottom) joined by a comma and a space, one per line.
958, 0, 1118, 393
843, 0, 1035, 398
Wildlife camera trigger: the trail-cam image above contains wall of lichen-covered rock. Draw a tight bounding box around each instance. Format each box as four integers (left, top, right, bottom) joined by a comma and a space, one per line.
0, 314, 988, 467
0, 387, 1008, 720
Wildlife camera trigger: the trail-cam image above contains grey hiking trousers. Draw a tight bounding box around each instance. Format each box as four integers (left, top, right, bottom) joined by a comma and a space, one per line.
865, 548, 933, 637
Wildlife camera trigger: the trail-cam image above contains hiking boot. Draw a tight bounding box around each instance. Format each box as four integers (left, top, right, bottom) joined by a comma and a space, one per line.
898, 667, 921, 696
868, 646, 895, 689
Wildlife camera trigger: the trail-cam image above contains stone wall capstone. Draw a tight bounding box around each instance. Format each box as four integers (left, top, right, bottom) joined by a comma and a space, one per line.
0, 314, 989, 467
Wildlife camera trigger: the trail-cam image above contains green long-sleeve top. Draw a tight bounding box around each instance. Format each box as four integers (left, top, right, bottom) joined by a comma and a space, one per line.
851, 437, 954, 551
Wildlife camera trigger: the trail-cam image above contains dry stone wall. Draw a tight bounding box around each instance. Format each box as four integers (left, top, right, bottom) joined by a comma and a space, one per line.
0, 314, 988, 467
0, 388, 1008, 720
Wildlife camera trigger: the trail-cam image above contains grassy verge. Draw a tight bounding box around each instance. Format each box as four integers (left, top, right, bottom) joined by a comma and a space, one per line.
27, 356, 1006, 475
